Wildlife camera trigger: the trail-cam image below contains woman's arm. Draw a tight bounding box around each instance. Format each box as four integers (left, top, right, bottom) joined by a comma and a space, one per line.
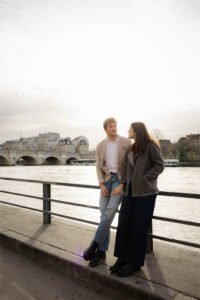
144, 143, 165, 179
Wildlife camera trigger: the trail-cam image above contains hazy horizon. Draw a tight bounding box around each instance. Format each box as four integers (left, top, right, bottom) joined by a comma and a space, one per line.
1, 0, 200, 148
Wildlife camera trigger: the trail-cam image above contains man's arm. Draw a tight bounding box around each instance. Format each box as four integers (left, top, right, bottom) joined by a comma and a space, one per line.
96, 143, 109, 196
95, 143, 104, 184
112, 140, 130, 196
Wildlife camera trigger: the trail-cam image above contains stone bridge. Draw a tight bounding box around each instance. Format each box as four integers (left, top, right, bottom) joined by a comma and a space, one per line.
0, 150, 82, 166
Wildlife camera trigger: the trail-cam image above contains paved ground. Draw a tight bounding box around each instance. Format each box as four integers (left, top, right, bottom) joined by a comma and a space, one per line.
0, 245, 113, 300
0, 204, 200, 300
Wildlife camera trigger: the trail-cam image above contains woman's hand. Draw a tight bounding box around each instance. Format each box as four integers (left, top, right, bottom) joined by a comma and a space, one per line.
111, 184, 124, 196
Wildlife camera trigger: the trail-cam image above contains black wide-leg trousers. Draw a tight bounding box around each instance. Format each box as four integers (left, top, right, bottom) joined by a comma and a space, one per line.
114, 194, 156, 267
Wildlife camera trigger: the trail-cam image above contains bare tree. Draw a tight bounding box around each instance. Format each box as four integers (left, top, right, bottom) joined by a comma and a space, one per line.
151, 129, 164, 140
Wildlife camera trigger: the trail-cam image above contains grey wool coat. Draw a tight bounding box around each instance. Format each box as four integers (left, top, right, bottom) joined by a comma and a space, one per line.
121, 142, 165, 197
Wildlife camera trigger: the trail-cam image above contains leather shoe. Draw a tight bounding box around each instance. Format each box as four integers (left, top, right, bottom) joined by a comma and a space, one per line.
89, 250, 106, 267
117, 264, 140, 277
83, 240, 99, 261
109, 258, 125, 273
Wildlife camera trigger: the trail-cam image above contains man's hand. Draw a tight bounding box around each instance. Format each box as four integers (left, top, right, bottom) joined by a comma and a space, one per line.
111, 184, 123, 196
100, 182, 109, 197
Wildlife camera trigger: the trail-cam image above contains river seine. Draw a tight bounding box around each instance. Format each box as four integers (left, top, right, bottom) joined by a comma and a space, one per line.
0, 166, 199, 245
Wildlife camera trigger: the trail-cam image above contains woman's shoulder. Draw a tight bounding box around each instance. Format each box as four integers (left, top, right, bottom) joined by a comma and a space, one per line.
148, 141, 161, 152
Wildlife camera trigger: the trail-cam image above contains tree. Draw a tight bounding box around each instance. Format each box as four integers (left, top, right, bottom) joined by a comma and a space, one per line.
186, 151, 199, 161
151, 129, 164, 140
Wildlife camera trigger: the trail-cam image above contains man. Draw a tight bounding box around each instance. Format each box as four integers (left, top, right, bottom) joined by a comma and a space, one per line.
83, 117, 131, 267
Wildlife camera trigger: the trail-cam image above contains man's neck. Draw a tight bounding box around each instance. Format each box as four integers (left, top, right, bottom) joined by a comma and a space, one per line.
107, 134, 118, 141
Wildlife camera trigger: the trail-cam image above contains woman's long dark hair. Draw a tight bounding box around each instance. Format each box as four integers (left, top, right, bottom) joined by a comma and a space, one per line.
131, 122, 160, 155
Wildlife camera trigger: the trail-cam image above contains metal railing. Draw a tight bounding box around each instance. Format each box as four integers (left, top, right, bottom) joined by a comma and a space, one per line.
0, 177, 200, 252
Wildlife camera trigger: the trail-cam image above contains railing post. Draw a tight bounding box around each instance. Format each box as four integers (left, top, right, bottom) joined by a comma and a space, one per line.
43, 183, 51, 224
146, 220, 153, 253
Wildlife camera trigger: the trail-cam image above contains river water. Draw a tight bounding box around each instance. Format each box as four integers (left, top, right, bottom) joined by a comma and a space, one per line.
0, 166, 199, 245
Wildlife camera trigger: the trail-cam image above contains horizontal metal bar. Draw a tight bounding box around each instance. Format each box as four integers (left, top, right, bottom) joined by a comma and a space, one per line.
0, 190, 100, 210
47, 211, 100, 226
0, 200, 43, 213
153, 216, 200, 227
49, 213, 200, 249
0, 177, 199, 198
50, 199, 99, 210
0, 177, 99, 190
0, 190, 43, 201
0, 201, 98, 225
49, 201, 200, 227
0, 191, 199, 227
158, 191, 200, 199
47, 212, 200, 249
151, 234, 200, 249
1, 201, 200, 249
0, 177, 46, 184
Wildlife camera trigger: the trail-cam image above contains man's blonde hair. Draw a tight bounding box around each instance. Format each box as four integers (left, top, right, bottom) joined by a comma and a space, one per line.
103, 117, 117, 129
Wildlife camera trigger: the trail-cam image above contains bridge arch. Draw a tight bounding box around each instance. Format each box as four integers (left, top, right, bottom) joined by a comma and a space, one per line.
66, 157, 78, 165
0, 155, 10, 166
16, 155, 38, 165
43, 156, 62, 165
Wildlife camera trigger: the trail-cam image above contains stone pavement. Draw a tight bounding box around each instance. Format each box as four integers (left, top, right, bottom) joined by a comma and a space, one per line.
0, 244, 116, 300
0, 204, 199, 300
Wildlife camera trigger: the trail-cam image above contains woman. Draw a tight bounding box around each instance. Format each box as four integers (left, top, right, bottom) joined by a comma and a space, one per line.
110, 122, 164, 277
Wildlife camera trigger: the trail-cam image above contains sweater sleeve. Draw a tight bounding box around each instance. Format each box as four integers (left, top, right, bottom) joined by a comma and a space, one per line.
95, 143, 104, 183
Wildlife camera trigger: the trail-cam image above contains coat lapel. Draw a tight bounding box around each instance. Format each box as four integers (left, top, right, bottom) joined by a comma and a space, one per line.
128, 151, 134, 167
117, 136, 122, 162
101, 139, 106, 162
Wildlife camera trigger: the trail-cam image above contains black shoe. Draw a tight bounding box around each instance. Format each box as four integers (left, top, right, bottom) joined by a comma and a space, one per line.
83, 240, 99, 261
117, 264, 140, 277
109, 258, 125, 273
89, 250, 106, 267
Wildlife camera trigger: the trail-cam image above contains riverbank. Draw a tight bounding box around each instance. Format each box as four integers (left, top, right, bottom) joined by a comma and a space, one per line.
0, 204, 199, 300
179, 161, 200, 167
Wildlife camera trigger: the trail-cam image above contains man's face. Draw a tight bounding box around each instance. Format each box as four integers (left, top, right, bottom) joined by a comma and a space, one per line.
105, 122, 117, 137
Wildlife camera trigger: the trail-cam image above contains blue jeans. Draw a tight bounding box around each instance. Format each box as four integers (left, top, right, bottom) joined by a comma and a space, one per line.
94, 174, 122, 252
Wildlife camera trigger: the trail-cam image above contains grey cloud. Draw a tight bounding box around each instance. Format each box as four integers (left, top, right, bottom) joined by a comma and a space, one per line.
0, 87, 79, 142
0, 88, 59, 117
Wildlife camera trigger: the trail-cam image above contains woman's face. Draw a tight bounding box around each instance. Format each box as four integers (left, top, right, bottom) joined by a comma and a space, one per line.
128, 126, 136, 140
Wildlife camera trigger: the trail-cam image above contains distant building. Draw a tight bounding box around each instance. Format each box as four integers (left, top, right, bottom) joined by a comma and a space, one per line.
72, 136, 89, 155
1, 132, 90, 155
186, 134, 200, 152
59, 137, 72, 145
1, 132, 199, 162
159, 139, 176, 159
177, 134, 200, 161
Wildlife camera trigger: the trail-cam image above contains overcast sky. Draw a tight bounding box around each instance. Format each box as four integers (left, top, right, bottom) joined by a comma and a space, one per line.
0, 0, 200, 148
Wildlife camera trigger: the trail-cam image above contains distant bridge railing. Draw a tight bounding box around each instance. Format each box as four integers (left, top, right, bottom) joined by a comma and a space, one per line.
0, 177, 199, 252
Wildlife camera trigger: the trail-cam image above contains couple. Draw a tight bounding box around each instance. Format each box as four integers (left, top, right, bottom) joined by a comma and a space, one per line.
83, 117, 164, 277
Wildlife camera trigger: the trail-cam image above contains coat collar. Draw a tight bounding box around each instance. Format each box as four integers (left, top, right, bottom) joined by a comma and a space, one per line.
128, 151, 134, 167
106, 135, 119, 143
128, 150, 143, 167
